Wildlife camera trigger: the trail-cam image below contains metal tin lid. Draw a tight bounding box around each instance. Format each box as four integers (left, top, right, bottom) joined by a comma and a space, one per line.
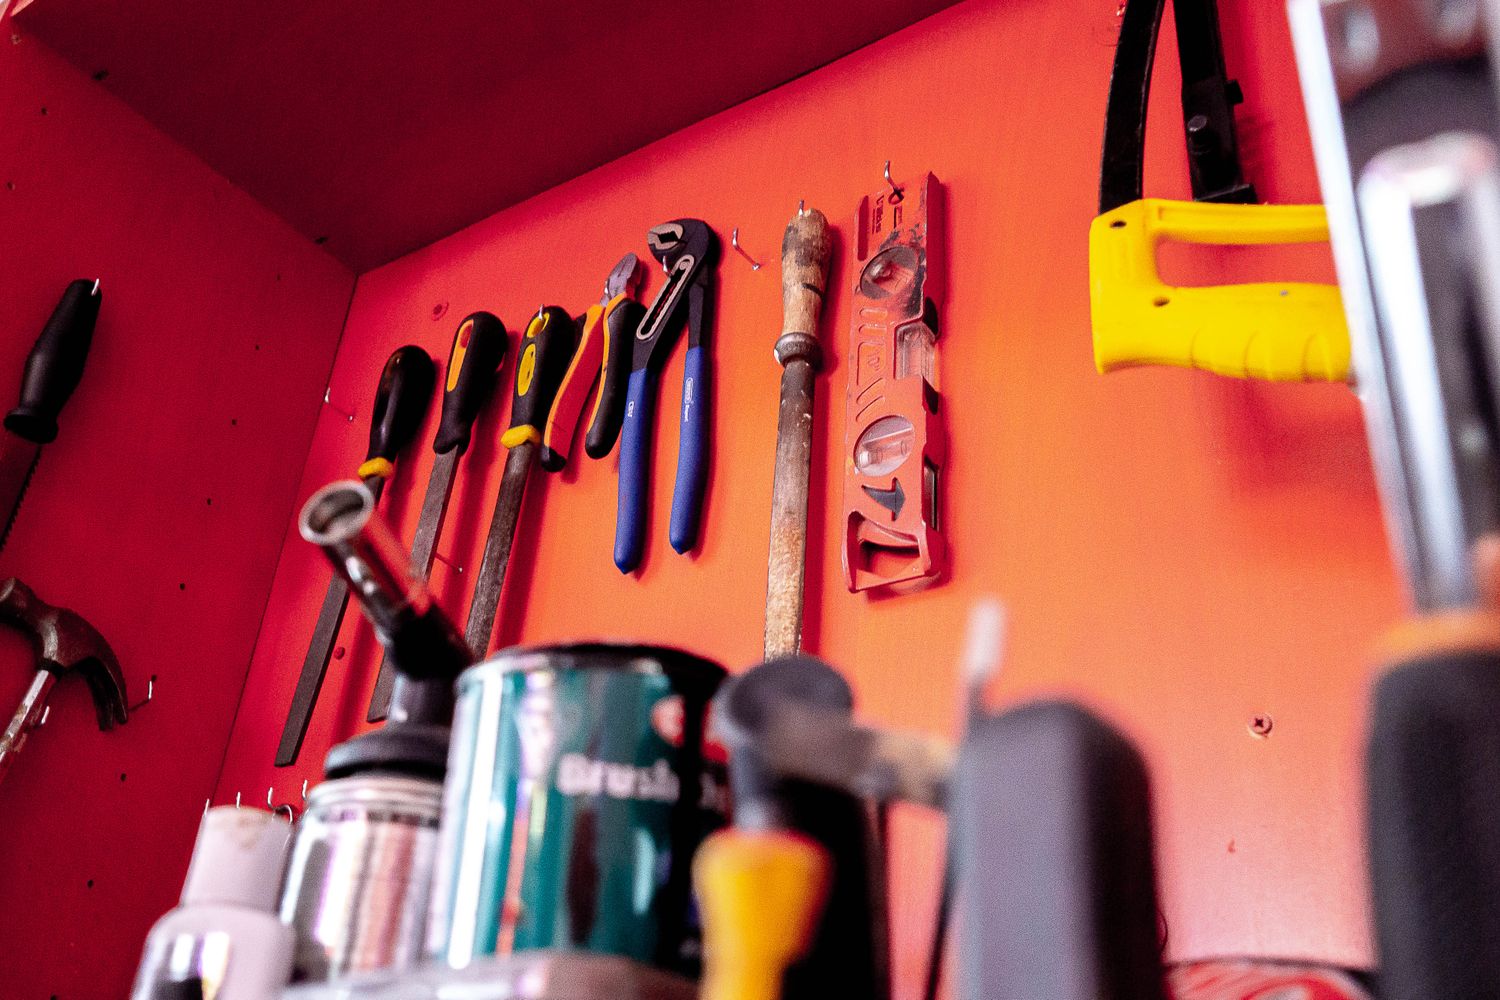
458, 642, 726, 700
303, 773, 442, 821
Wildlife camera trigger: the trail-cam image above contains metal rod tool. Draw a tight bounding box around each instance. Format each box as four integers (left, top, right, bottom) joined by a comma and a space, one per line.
275, 346, 435, 766
463, 306, 576, 659
367, 313, 507, 721
1287, 3, 1500, 995
764, 204, 834, 659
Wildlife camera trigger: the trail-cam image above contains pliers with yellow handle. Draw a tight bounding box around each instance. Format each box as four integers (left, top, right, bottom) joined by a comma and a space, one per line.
541, 253, 645, 470
1089, 0, 1349, 383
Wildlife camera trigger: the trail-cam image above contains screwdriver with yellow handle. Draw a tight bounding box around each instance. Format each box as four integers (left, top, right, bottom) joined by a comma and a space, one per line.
463, 305, 578, 659
695, 828, 831, 1000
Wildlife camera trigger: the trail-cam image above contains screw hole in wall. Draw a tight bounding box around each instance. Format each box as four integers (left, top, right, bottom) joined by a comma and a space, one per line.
178, 583, 186, 592
314, 236, 329, 246
230, 418, 238, 426
119, 773, 126, 782
4, 181, 13, 191
39, 106, 47, 116
92, 69, 109, 81
85, 879, 94, 889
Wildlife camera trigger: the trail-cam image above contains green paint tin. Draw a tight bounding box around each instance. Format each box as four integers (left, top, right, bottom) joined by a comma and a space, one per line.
426, 643, 727, 975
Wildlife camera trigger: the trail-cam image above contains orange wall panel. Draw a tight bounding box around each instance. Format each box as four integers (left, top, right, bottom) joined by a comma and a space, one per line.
219, 0, 1397, 990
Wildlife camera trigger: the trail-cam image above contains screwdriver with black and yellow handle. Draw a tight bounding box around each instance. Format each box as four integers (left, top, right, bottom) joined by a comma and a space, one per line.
366, 312, 508, 722
463, 305, 578, 659
276, 345, 436, 766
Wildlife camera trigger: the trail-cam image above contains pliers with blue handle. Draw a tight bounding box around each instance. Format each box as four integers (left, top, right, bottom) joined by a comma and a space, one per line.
614, 219, 719, 573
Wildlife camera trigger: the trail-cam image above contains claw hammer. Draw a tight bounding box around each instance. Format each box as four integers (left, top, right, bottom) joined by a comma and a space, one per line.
0, 577, 127, 785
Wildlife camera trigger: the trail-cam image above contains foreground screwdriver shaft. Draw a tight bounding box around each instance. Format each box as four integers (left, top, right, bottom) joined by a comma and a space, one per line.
765, 205, 833, 659
367, 313, 507, 721
463, 306, 576, 658
277, 345, 435, 766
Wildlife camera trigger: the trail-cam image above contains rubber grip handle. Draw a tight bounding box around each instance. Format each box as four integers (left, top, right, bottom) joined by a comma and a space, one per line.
670, 344, 709, 554
1089, 198, 1350, 382
541, 307, 602, 472
366, 345, 437, 469
505, 306, 578, 450
434, 311, 507, 456
614, 368, 654, 573
585, 297, 644, 460
6, 279, 102, 444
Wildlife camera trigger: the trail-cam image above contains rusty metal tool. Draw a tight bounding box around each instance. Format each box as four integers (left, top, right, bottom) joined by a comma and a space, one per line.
367, 312, 507, 722
463, 306, 577, 659
0, 577, 127, 785
614, 220, 720, 573
842, 172, 944, 592
275, 345, 436, 766
764, 205, 834, 660
541, 255, 645, 469
0, 279, 102, 553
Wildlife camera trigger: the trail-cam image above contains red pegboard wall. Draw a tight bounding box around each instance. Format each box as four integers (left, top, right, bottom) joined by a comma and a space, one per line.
0, 8, 355, 998
216, 0, 1400, 992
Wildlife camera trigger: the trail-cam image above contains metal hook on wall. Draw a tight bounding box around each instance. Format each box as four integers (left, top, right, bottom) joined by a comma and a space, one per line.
730, 228, 762, 271
884, 160, 905, 204
127, 675, 156, 715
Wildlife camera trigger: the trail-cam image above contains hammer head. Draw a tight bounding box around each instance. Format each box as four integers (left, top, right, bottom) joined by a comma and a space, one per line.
0, 577, 127, 730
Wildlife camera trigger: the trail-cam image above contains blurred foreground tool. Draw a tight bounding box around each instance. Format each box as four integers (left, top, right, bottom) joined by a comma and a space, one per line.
1289, 3, 1500, 997
276, 346, 435, 766
463, 307, 576, 659
953, 702, 1167, 1000
615, 220, 720, 572
713, 657, 889, 1000
542, 255, 645, 468
1089, 0, 1348, 381
287, 481, 475, 980
695, 829, 831, 1000
0, 577, 127, 785
0, 279, 102, 552
842, 171, 944, 591
764, 204, 834, 658
367, 312, 507, 721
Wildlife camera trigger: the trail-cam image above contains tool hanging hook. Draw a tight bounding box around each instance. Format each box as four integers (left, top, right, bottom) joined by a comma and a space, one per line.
323, 387, 355, 423
884, 161, 905, 204
127, 675, 155, 714
234, 791, 242, 809
730, 228, 762, 271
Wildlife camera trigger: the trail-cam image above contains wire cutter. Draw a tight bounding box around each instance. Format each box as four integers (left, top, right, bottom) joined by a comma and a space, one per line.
614, 219, 719, 573
541, 253, 645, 470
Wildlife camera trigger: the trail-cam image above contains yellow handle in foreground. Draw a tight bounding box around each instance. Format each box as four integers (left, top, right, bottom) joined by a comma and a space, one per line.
695, 829, 832, 1000
1089, 198, 1350, 382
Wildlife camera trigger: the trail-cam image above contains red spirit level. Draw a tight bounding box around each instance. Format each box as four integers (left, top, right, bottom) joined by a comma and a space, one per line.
841, 171, 944, 592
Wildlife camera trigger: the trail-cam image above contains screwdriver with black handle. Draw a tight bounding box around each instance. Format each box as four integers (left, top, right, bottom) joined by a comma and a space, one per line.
464, 305, 578, 659
367, 312, 508, 722
274, 345, 436, 767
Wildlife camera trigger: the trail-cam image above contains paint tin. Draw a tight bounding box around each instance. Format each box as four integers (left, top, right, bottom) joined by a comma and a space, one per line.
426, 643, 727, 975
280, 774, 443, 981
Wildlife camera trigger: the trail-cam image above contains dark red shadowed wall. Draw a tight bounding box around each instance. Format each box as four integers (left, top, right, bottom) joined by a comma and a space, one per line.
0, 8, 353, 997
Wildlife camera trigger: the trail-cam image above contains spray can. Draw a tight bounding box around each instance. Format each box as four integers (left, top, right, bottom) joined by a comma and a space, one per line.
131, 806, 295, 1000
426, 643, 727, 975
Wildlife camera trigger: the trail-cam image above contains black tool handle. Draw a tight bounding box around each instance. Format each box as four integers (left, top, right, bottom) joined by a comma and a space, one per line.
433, 312, 507, 456
6, 279, 102, 444
503, 306, 578, 448
585, 297, 645, 459
365, 345, 437, 472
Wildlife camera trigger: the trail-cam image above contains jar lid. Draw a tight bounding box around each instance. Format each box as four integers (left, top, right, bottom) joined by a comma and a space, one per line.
460, 642, 726, 700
